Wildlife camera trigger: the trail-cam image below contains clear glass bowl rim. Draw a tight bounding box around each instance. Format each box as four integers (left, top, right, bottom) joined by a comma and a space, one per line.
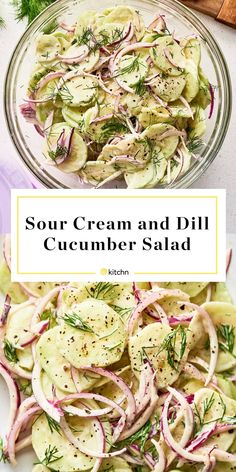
4, 0, 232, 189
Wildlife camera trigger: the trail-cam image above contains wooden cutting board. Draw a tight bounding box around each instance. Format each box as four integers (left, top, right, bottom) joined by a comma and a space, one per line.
179, 0, 236, 28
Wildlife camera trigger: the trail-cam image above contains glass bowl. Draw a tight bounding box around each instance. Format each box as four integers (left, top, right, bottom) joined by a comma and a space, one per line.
4, 0, 232, 189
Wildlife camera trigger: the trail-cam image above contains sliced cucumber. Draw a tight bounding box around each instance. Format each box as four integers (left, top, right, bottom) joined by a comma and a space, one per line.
138, 105, 171, 128
150, 74, 186, 102
194, 388, 236, 451
100, 457, 133, 471
36, 326, 78, 393
202, 302, 236, 373
183, 58, 199, 102
151, 36, 186, 77
182, 37, 201, 66
44, 122, 87, 172
32, 412, 111, 471
115, 54, 148, 89
188, 106, 206, 139
129, 323, 190, 388
58, 298, 126, 368
193, 67, 211, 110
75, 11, 97, 36
158, 282, 208, 298
0, 262, 26, 303
142, 123, 180, 159
61, 75, 98, 107
36, 34, 62, 63
6, 302, 35, 349
79, 161, 119, 186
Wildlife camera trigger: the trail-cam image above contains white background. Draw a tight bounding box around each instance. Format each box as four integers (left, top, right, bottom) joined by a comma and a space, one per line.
11, 189, 226, 282
0, 1, 235, 230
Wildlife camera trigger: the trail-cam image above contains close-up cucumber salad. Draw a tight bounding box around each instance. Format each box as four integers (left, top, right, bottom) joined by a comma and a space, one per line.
1, 244, 236, 471
20, 5, 213, 189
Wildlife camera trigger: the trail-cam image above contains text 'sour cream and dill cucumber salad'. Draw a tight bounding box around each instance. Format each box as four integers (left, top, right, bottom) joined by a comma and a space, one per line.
1, 243, 236, 471
20, 5, 213, 188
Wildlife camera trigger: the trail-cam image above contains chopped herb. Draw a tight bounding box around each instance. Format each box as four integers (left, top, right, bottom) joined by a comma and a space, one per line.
118, 420, 152, 455
217, 324, 236, 357
48, 145, 67, 162
18, 380, 33, 396
0, 438, 7, 463
12, 0, 56, 24
98, 117, 129, 142
99, 327, 118, 340
86, 282, 118, 300
109, 305, 134, 317
75, 26, 124, 53
194, 393, 215, 431
104, 342, 122, 351
156, 325, 187, 370
3, 339, 19, 364
132, 77, 147, 96
35, 445, 63, 466
45, 414, 61, 434
40, 309, 53, 322
116, 55, 146, 77
187, 137, 204, 154
63, 312, 95, 333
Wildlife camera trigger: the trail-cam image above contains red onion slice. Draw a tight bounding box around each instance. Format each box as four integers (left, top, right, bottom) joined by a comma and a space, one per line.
59, 22, 76, 33
57, 45, 89, 64
148, 14, 166, 33
32, 362, 63, 422
20, 319, 49, 348
61, 416, 126, 458
187, 422, 217, 452
151, 439, 166, 472
183, 302, 218, 386
164, 48, 181, 69
7, 405, 41, 465
226, 248, 232, 273
1, 294, 11, 326
160, 393, 205, 463
208, 84, 215, 119
57, 392, 126, 420
79, 367, 136, 427
0, 363, 20, 436
179, 95, 194, 119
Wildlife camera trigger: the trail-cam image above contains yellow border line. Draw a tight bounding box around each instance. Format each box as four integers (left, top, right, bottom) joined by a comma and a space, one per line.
16, 195, 219, 276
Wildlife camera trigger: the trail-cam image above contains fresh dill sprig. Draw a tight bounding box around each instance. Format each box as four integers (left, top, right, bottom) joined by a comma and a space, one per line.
104, 342, 122, 351
12, 0, 56, 24
156, 325, 187, 370
48, 145, 67, 162
34, 445, 62, 466
3, 339, 19, 364
0, 17, 5, 28
217, 324, 236, 357
98, 117, 129, 142
87, 282, 118, 300
0, 438, 8, 463
118, 420, 152, 455
63, 312, 95, 333
187, 137, 204, 154
116, 55, 145, 77
194, 393, 215, 431
132, 77, 147, 96
45, 414, 61, 434
75, 26, 124, 53
109, 305, 134, 317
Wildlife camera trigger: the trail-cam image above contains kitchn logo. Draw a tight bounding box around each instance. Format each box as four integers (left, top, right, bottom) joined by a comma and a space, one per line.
100, 268, 130, 276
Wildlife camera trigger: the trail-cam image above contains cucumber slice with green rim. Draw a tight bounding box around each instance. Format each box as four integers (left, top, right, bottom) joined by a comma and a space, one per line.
150, 36, 186, 77
183, 58, 199, 103
182, 37, 201, 66
36, 34, 62, 63
138, 105, 171, 128
188, 106, 206, 139
193, 67, 211, 110
44, 122, 87, 172
58, 298, 126, 368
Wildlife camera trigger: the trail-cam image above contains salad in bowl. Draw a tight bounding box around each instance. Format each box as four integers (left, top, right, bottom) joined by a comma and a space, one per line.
20, 5, 213, 189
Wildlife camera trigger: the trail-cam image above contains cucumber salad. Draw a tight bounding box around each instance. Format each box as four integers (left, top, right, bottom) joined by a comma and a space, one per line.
0, 244, 236, 471
20, 5, 213, 188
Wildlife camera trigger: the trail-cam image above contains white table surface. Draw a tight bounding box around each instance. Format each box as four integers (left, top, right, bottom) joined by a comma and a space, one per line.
0, 0, 236, 231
